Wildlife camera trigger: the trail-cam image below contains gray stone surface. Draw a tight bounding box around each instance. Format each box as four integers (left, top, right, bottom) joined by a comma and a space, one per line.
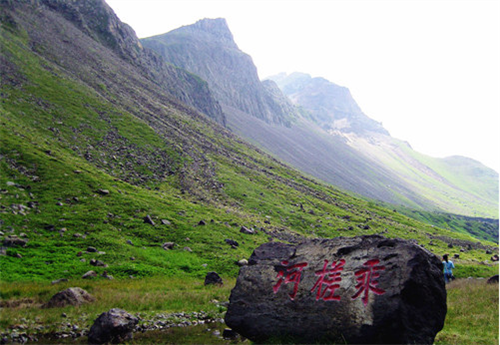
88, 308, 138, 344
44, 287, 94, 308
225, 235, 446, 344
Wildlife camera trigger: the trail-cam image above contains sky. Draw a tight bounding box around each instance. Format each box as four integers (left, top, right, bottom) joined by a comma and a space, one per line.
106, 0, 500, 173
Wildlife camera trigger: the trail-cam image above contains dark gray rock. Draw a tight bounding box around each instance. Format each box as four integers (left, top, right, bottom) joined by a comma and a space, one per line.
44, 287, 94, 308
239, 226, 255, 235
487, 275, 499, 284
222, 328, 239, 340
162, 242, 175, 250
82, 271, 97, 279
90, 259, 107, 267
204, 272, 223, 286
143, 215, 155, 226
88, 308, 138, 344
224, 239, 239, 247
3, 235, 28, 247
225, 235, 446, 344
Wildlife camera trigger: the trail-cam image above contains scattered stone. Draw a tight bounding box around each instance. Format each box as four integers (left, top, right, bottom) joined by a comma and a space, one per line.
204, 272, 223, 286
237, 259, 248, 266
126, 240, 133, 246
97, 189, 110, 195
44, 287, 94, 308
198, 220, 207, 226
88, 308, 138, 345
240, 226, 255, 235
3, 235, 28, 247
51, 278, 69, 285
223, 328, 239, 340
130, 257, 135, 261
143, 215, 155, 226
102, 271, 114, 280
90, 259, 107, 267
82, 271, 97, 279
491, 255, 499, 262
224, 239, 239, 247
225, 235, 446, 345
86, 246, 97, 253
453, 254, 460, 259
162, 242, 175, 250
487, 275, 499, 284
486, 250, 493, 255
183, 247, 192, 252
161, 219, 171, 226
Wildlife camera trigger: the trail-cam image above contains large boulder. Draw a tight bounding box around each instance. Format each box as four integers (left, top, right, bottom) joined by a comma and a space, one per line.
225, 235, 446, 344
44, 287, 94, 308
88, 308, 138, 344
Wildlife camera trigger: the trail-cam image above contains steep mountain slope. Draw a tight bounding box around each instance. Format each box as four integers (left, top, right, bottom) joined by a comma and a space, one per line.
270, 72, 388, 135
141, 22, 498, 219
141, 19, 299, 126
270, 73, 499, 219
0, 0, 497, 285
32, 0, 227, 126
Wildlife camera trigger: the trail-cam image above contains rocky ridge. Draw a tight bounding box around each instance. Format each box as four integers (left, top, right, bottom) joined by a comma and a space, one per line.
141, 18, 299, 126
268, 72, 389, 135
13, 0, 226, 125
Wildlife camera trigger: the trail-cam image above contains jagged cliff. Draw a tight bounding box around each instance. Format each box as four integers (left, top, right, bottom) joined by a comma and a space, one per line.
4, 0, 226, 125
142, 19, 498, 218
268, 72, 388, 135
141, 18, 299, 126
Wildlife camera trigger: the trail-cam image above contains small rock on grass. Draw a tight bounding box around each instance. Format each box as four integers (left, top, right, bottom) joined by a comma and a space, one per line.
44, 287, 94, 308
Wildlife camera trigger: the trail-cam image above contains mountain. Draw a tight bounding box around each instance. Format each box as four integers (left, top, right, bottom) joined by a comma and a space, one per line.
24, 0, 226, 126
269, 72, 388, 135
141, 19, 299, 126
141, 23, 498, 219
0, 0, 497, 286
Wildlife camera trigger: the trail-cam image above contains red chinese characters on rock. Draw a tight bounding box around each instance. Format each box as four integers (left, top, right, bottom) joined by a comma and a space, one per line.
273, 260, 308, 300
272, 258, 386, 305
351, 259, 386, 306
311, 259, 345, 301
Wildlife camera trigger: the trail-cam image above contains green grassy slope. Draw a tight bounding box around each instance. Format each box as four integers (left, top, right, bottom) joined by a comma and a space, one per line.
0, 1, 497, 286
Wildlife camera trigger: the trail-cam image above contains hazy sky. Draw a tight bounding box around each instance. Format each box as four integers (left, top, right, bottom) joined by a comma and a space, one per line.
106, 0, 500, 173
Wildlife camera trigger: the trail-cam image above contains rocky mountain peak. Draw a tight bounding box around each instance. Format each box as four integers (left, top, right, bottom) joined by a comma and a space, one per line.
9, 0, 226, 124
187, 18, 237, 48
268, 72, 389, 135
142, 19, 299, 125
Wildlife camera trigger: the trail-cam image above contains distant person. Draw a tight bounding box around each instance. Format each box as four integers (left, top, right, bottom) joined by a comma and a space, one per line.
442, 254, 455, 283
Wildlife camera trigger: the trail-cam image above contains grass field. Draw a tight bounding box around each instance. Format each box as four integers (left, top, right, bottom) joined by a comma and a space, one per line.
0, 277, 497, 344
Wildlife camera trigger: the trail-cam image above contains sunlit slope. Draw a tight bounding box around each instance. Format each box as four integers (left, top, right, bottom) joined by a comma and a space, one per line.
345, 132, 498, 217
0, 1, 497, 284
